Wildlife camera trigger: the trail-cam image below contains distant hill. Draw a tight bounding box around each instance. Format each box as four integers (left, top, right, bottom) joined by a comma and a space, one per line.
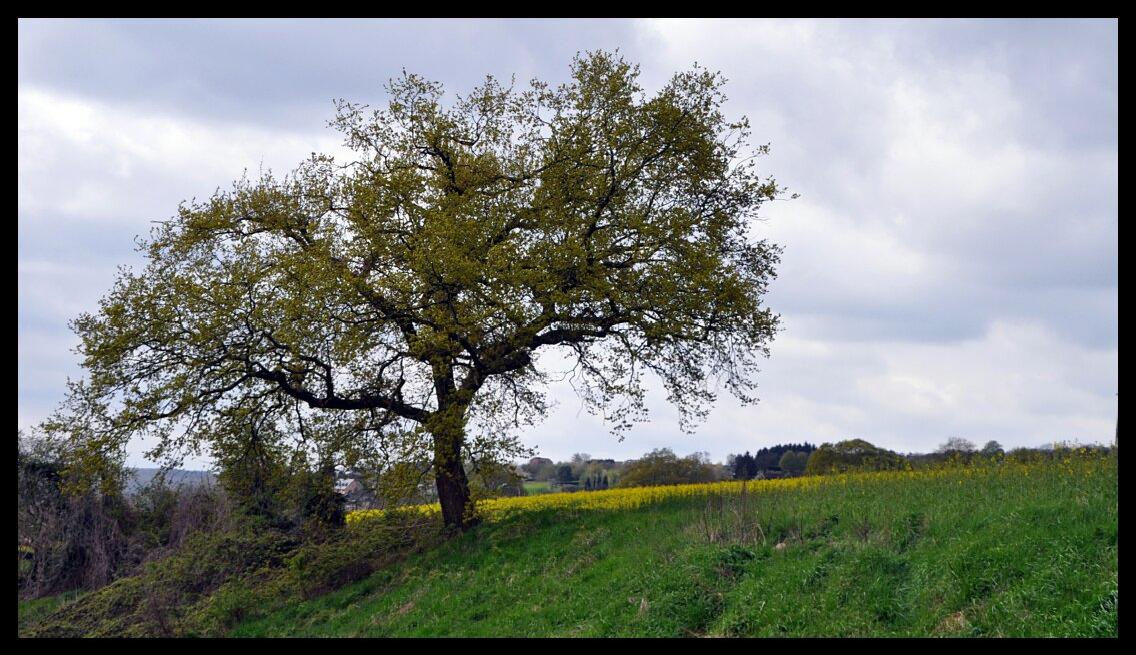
126, 468, 215, 494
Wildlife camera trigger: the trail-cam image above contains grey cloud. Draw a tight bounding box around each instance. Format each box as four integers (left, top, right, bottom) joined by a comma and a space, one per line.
18, 19, 1118, 462
668, 19, 1119, 351
880, 19, 1118, 148
19, 19, 641, 129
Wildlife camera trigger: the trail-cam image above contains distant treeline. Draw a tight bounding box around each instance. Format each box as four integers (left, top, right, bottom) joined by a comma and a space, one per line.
125, 469, 215, 495
517, 438, 1114, 490
727, 443, 817, 479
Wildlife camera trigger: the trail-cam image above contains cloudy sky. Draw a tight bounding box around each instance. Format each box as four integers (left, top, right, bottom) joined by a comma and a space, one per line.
18, 19, 1118, 467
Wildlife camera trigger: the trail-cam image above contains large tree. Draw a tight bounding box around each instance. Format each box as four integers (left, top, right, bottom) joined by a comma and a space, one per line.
45, 52, 784, 529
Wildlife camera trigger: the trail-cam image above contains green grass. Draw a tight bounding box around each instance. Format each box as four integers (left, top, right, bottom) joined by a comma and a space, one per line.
18, 590, 86, 633
522, 481, 554, 495
231, 456, 1117, 637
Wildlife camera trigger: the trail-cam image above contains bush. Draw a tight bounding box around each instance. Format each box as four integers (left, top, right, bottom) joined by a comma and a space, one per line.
19, 448, 235, 602
18, 446, 134, 598
619, 449, 721, 488
21, 510, 443, 637
20, 518, 297, 637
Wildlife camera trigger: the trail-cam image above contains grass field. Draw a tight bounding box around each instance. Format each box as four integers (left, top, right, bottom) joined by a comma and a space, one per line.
230, 453, 1117, 637
18, 590, 85, 634
522, 481, 554, 496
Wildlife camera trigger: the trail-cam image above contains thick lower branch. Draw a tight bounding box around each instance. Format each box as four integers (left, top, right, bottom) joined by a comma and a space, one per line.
249, 369, 429, 423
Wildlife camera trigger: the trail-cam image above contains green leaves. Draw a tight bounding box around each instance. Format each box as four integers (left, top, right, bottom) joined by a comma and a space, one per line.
46, 52, 785, 518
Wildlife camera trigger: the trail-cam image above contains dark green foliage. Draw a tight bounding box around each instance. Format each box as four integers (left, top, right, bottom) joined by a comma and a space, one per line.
213, 424, 291, 522
732, 451, 758, 480
778, 451, 809, 476
731, 443, 816, 479
555, 464, 576, 485
752, 442, 816, 470
284, 464, 346, 539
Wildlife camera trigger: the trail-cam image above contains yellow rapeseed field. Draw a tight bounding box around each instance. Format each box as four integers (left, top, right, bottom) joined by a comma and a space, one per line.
347, 449, 1112, 528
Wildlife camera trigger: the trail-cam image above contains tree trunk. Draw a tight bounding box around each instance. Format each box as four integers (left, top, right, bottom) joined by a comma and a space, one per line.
429, 402, 478, 530
435, 455, 473, 530
428, 353, 481, 531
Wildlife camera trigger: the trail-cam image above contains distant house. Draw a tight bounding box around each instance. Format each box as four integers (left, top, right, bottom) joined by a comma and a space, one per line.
334, 476, 376, 511
335, 478, 361, 495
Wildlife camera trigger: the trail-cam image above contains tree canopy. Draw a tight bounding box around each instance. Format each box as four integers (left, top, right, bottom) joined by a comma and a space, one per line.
937, 437, 978, 454
44, 51, 785, 528
617, 448, 720, 488
804, 439, 907, 475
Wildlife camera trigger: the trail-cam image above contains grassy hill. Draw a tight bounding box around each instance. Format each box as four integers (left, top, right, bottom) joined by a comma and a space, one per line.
22, 453, 1117, 637
235, 455, 1117, 637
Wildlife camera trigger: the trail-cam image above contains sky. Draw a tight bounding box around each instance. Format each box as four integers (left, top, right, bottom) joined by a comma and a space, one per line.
18, 19, 1118, 467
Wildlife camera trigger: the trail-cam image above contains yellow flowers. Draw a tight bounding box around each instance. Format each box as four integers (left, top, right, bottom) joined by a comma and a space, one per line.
349, 477, 822, 526
346, 451, 1115, 528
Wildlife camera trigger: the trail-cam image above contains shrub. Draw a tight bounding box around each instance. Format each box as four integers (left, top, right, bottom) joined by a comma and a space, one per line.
22, 510, 441, 637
